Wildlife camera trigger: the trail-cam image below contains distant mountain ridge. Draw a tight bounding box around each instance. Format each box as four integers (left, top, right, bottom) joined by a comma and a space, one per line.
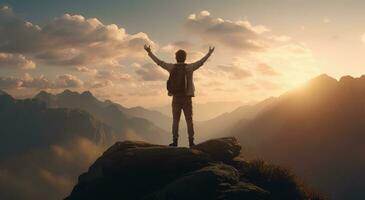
104, 101, 172, 131
195, 97, 276, 141
152, 101, 242, 121
0, 93, 114, 158
227, 74, 365, 199
0, 89, 8, 95
34, 90, 170, 144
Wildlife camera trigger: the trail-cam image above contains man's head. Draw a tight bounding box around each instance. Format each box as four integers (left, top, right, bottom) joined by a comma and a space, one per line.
175, 49, 186, 63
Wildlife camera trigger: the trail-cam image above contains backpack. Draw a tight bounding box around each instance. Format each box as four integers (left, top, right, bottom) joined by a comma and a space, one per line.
167, 63, 187, 95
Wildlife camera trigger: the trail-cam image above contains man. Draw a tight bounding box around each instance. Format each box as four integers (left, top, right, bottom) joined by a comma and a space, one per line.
144, 44, 214, 147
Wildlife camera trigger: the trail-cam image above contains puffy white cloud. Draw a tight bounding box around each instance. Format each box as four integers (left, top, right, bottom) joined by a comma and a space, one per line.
75, 66, 98, 74
55, 74, 84, 88
0, 53, 35, 69
20, 73, 52, 89
185, 10, 269, 51
0, 6, 155, 68
0, 7, 322, 107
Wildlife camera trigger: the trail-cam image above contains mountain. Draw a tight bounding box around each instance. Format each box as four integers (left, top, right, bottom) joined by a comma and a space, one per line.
230, 74, 365, 199
66, 137, 324, 200
194, 97, 276, 141
0, 93, 116, 200
34, 90, 170, 144
0, 93, 114, 158
0, 89, 8, 96
152, 101, 242, 121
106, 103, 172, 131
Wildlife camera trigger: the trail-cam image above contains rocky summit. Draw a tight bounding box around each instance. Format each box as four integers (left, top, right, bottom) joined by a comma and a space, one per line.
65, 137, 321, 200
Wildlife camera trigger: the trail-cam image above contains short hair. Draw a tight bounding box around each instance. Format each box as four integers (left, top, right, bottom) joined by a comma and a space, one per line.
175, 49, 187, 63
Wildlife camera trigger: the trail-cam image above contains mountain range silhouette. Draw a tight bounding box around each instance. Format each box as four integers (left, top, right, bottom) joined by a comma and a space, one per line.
2, 73, 365, 199
0, 92, 113, 158
34, 89, 170, 144
227, 74, 365, 199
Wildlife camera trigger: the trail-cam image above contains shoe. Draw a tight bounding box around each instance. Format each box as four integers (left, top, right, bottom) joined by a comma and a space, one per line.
169, 141, 178, 147
189, 140, 195, 147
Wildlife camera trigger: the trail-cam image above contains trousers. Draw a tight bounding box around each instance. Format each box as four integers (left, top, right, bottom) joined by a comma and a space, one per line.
171, 95, 194, 141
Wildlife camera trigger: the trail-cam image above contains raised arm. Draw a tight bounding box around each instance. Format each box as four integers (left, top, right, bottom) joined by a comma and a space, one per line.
187, 46, 215, 71
144, 44, 174, 72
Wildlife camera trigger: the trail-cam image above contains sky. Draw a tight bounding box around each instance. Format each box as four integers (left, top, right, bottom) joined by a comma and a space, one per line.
0, 0, 365, 107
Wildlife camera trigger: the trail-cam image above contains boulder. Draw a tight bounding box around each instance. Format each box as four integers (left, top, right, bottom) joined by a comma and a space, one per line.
192, 137, 241, 162
68, 140, 213, 200
147, 164, 269, 200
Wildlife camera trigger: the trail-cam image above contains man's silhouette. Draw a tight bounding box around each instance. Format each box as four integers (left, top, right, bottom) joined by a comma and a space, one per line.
144, 44, 214, 147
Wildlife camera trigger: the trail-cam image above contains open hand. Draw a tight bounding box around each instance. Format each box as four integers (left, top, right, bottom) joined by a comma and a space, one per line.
208, 46, 215, 54
144, 44, 151, 53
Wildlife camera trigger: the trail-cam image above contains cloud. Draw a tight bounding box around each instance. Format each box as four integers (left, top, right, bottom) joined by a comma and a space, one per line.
162, 41, 193, 52
20, 73, 52, 89
55, 74, 84, 88
128, 89, 161, 96
90, 80, 114, 88
0, 53, 35, 69
161, 40, 205, 62
185, 10, 269, 51
126, 81, 165, 97
257, 79, 281, 90
38, 168, 72, 194
94, 69, 132, 82
253, 43, 321, 88
201, 80, 224, 87
0, 73, 84, 90
95, 70, 115, 79
216, 64, 252, 80
0, 6, 321, 108
270, 35, 291, 42
0, 76, 22, 89
74, 66, 98, 74
135, 63, 167, 81
0, 6, 155, 68
256, 63, 280, 76
0, 137, 104, 200
22, 73, 83, 89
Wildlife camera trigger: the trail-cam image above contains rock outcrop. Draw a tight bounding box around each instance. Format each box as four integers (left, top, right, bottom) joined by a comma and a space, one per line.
65, 137, 320, 200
